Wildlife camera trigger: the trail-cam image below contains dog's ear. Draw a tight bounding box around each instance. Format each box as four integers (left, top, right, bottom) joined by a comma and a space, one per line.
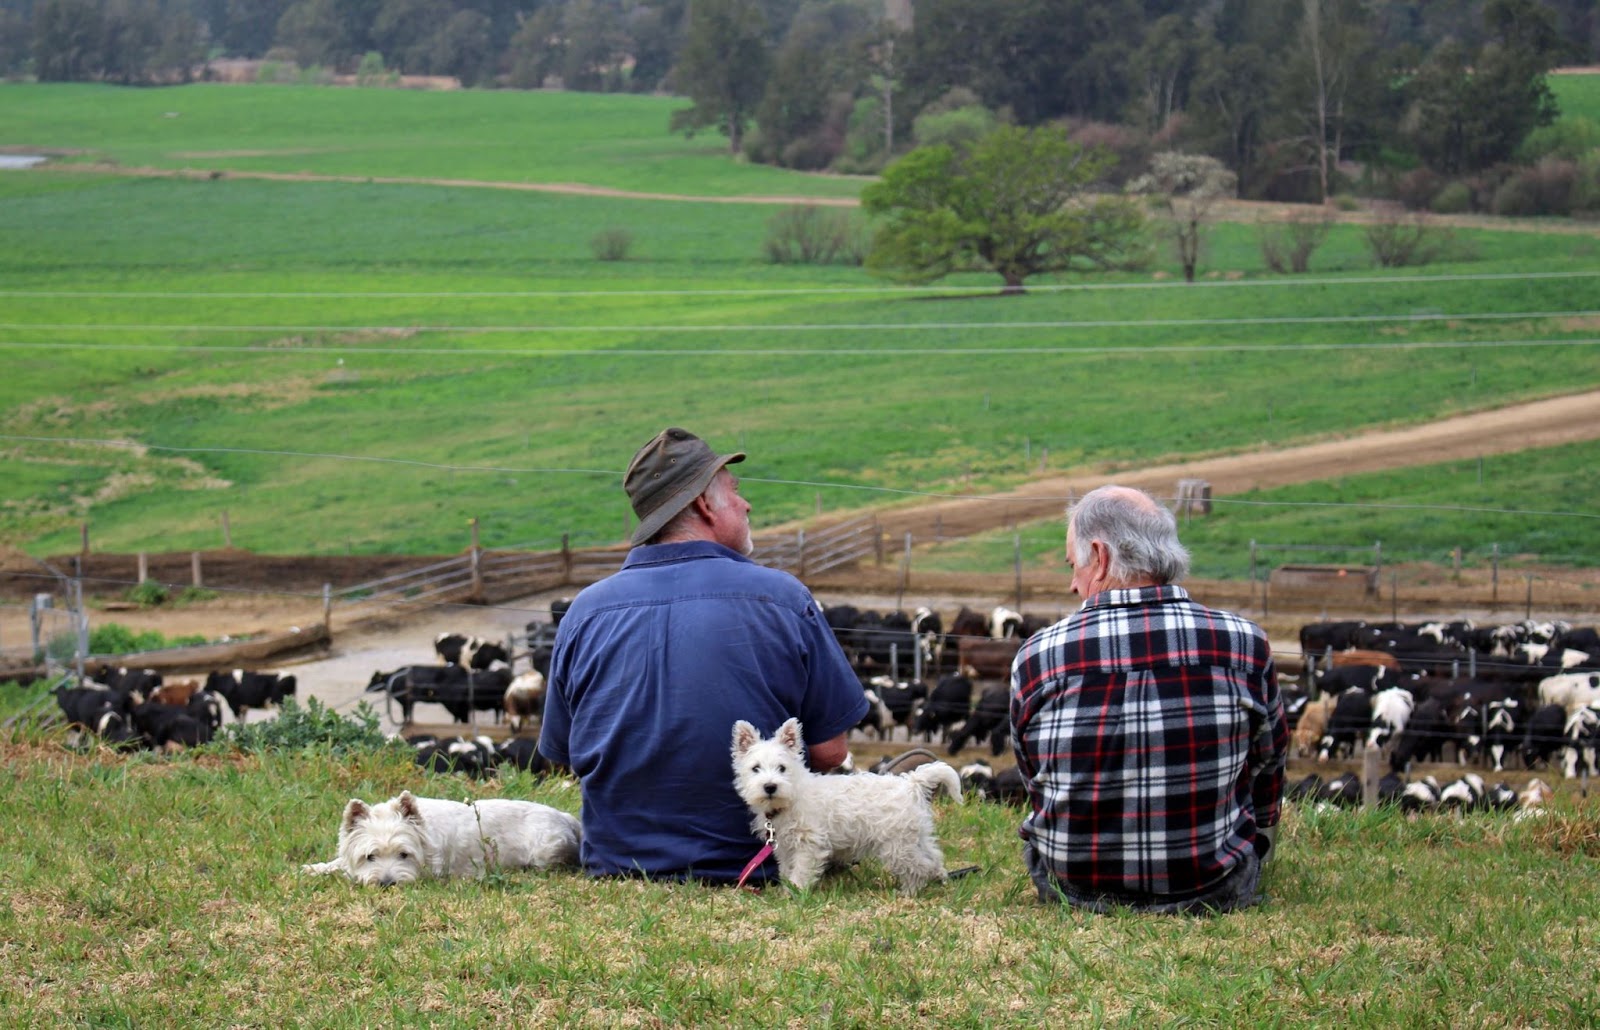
776, 717, 803, 752
340, 799, 368, 835
731, 720, 759, 757
396, 790, 423, 824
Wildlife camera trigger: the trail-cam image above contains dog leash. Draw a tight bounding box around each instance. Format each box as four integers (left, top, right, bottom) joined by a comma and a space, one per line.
735, 820, 777, 891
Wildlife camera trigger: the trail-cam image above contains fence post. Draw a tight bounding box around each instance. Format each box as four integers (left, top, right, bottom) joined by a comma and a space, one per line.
191, 552, 203, 587
1453, 546, 1461, 585
1014, 532, 1023, 609
1373, 540, 1382, 579
469, 518, 483, 599
1525, 575, 1534, 619
1249, 540, 1257, 609
73, 578, 87, 682
797, 528, 807, 579
1362, 744, 1382, 809
561, 533, 572, 585
137, 552, 148, 584
323, 583, 332, 633
900, 532, 912, 597
80, 522, 89, 556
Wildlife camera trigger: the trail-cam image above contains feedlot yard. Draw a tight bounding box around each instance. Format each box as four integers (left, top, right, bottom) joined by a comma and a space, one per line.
35, 575, 1588, 793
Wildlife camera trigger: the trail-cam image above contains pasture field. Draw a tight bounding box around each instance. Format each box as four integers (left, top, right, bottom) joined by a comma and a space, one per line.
1551, 70, 1600, 125
0, 737, 1596, 1026
0, 83, 865, 199
920, 438, 1600, 579
3, 85, 1600, 565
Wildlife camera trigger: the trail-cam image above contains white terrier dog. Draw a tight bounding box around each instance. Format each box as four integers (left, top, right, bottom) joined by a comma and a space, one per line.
731, 717, 961, 895
302, 790, 581, 886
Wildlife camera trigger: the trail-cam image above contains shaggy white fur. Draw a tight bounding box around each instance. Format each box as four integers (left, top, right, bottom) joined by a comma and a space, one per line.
301, 790, 580, 886
731, 717, 961, 896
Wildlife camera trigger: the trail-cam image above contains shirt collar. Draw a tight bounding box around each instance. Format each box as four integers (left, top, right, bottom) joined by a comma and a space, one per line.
1080, 583, 1190, 611
622, 539, 752, 569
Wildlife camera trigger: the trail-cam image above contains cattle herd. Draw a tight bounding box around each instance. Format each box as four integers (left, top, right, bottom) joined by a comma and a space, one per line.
1289, 617, 1600, 784
45, 599, 1600, 815
50, 665, 297, 752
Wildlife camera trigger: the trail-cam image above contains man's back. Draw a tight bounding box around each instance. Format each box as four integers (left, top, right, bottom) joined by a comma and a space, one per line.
1011, 584, 1286, 900
539, 540, 866, 881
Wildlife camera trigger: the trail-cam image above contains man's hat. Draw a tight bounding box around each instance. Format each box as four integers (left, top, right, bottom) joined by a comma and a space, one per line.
624, 427, 745, 546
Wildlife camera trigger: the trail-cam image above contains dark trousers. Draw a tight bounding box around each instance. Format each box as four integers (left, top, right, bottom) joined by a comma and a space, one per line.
1024, 842, 1263, 915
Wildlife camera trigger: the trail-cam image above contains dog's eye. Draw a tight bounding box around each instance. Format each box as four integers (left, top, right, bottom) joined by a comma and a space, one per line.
778, 764, 786, 773
366, 852, 377, 863
751, 764, 761, 773
398, 850, 409, 860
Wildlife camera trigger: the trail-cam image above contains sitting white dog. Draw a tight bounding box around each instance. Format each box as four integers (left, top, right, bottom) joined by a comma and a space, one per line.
731, 717, 961, 895
302, 790, 581, 886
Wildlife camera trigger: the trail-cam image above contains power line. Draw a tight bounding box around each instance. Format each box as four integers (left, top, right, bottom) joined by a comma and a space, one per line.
2, 269, 1596, 299
4, 309, 1598, 334
3, 336, 1600, 358
4, 433, 1595, 521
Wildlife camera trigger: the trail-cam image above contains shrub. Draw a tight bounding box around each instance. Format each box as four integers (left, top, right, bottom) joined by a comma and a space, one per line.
1517, 116, 1600, 163
1429, 181, 1474, 214
174, 586, 218, 605
1391, 167, 1441, 211
355, 51, 387, 87
125, 579, 169, 607
912, 104, 999, 150
216, 697, 391, 756
590, 228, 633, 261
1257, 210, 1331, 273
87, 623, 208, 655
1363, 211, 1454, 268
762, 205, 868, 265
1491, 159, 1580, 217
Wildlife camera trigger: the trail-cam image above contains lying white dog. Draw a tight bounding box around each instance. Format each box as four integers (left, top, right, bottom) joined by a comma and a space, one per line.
731, 717, 961, 895
302, 790, 581, 886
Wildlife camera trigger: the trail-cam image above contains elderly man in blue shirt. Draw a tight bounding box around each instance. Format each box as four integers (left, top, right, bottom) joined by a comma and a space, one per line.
539, 427, 868, 884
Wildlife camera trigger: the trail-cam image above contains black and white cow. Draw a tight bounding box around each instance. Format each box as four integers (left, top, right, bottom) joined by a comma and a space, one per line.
912, 673, 974, 743
946, 683, 1009, 756
1318, 690, 1372, 761
204, 669, 297, 721
1521, 703, 1570, 770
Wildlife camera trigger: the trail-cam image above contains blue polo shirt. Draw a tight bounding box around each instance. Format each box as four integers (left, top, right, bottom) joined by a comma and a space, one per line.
538, 541, 868, 882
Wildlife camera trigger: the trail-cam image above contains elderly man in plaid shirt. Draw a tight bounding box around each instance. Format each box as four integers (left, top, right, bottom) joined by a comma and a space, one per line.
1010, 485, 1287, 914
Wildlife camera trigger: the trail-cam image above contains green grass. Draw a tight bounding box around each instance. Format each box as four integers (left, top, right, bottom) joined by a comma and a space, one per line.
919, 438, 1600, 580
0, 82, 866, 199
1551, 71, 1600, 126
0, 738, 1596, 1026
2, 86, 1599, 562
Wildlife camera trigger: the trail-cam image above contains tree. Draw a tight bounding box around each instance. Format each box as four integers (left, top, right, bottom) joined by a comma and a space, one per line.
1128, 151, 1236, 283
861, 124, 1146, 293
669, 0, 770, 154
1403, 0, 1561, 176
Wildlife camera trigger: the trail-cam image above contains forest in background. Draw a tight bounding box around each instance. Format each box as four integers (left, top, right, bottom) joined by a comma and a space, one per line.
3, 0, 1598, 209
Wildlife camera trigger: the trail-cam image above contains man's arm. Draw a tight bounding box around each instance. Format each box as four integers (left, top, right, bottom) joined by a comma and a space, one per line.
808, 732, 850, 772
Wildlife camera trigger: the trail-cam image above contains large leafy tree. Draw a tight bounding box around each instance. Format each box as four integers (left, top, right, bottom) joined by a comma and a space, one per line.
1403, 0, 1561, 174
669, 0, 770, 154
861, 125, 1146, 293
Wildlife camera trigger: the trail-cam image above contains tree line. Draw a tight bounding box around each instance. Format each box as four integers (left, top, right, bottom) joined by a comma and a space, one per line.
3, 0, 1594, 200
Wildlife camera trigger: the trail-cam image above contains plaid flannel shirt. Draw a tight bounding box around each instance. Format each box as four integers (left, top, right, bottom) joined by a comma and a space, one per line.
1010, 585, 1287, 901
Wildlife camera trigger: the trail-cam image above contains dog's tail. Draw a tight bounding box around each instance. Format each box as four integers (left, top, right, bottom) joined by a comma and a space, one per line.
908, 761, 963, 803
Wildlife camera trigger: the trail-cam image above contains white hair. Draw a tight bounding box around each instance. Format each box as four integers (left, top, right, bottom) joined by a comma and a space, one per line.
1068, 485, 1190, 584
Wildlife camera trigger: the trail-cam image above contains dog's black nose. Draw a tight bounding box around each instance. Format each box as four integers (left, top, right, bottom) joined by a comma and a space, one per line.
764, 784, 777, 795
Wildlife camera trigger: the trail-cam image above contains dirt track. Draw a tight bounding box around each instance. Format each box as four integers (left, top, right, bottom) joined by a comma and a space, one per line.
785, 388, 1600, 542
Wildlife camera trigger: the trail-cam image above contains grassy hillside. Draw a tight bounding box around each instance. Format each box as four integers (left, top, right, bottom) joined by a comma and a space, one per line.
920, 438, 1600, 579
2, 86, 1599, 562
0, 82, 865, 199
1551, 71, 1600, 125
0, 735, 1596, 1026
